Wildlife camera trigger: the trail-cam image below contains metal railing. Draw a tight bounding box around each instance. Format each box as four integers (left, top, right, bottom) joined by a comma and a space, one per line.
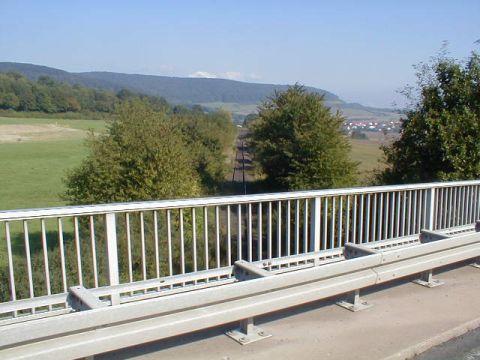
1, 180, 479, 312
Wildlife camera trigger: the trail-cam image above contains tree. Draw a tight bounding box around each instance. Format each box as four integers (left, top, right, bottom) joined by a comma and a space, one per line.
249, 85, 357, 191
64, 100, 201, 204
379, 52, 480, 184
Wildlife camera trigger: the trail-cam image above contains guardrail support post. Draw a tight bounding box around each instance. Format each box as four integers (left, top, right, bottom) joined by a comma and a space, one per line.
310, 197, 321, 252
336, 289, 372, 312
226, 317, 272, 345
412, 269, 444, 288
105, 213, 120, 305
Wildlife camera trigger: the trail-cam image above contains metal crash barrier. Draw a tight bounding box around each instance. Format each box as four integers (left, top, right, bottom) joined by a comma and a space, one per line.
1, 224, 480, 359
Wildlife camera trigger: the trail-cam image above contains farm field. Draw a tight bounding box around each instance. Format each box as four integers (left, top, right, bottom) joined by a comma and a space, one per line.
0, 116, 106, 210
350, 138, 384, 183
0, 116, 385, 211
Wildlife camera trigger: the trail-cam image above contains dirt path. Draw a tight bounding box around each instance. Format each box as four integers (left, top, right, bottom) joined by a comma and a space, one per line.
0, 124, 83, 143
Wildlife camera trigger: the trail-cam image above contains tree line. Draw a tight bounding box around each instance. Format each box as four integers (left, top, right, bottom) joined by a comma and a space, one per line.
0, 72, 169, 113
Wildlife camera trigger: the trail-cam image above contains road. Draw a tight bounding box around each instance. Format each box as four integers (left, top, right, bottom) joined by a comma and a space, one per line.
415, 327, 480, 360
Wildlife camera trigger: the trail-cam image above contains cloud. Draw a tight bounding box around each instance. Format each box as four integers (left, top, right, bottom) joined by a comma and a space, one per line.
224, 71, 243, 80
189, 71, 217, 78
188, 70, 261, 81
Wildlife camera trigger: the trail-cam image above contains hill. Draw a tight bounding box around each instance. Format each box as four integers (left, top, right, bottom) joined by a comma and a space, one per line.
0, 62, 400, 121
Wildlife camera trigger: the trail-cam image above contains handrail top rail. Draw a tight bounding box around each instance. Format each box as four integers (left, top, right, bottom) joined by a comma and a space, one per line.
0, 180, 478, 221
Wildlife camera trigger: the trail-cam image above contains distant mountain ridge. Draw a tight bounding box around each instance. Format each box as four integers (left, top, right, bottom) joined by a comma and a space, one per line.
0, 62, 399, 120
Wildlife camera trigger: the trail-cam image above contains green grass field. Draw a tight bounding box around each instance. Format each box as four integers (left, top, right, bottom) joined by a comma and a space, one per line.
0, 117, 106, 210
350, 138, 384, 184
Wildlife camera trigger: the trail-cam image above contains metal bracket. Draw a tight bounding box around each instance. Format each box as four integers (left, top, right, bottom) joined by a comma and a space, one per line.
67, 286, 108, 311
234, 260, 273, 281
226, 317, 272, 345
344, 243, 377, 260
412, 270, 444, 288
336, 289, 372, 312
419, 230, 451, 244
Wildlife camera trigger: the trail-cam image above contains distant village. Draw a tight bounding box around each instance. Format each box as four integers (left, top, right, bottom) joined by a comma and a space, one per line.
343, 119, 402, 136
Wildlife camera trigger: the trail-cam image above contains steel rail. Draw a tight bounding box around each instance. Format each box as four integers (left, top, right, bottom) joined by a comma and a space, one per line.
1, 180, 479, 221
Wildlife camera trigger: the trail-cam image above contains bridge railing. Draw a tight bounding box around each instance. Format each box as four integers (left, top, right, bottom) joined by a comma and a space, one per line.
1, 180, 479, 309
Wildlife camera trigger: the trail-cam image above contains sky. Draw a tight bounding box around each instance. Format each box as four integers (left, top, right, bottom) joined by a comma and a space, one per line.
1, 0, 479, 108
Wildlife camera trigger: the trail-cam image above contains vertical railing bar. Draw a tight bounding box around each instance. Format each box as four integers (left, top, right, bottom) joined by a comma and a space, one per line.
257, 203, 262, 261
472, 186, 476, 223
303, 200, 308, 253
268, 202, 272, 259
438, 188, 444, 229
395, 192, 401, 237
192, 208, 198, 272
378, 193, 384, 239
406, 191, 412, 235
125, 213, 133, 283
330, 197, 336, 248
248, 204, 252, 262
286, 200, 291, 256
23, 221, 34, 299
443, 188, 448, 228
140, 212, 146, 280
40, 219, 51, 297
153, 211, 160, 279
89, 216, 98, 288
204, 207, 209, 270
237, 204, 242, 261
421, 189, 426, 229
277, 201, 282, 257
345, 195, 351, 244
412, 191, 418, 233
389, 193, 394, 239
5, 222, 16, 303
384, 192, 390, 239
323, 197, 328, 249
215, 206, 220, 268
57, 218, 67, 293
453, 187, 458, 227
180, 209, 186, 274
364, 194, 369, 244
371, 194, 377, 241
460, 186, 465, 225
475, 186, 479, 223
73, 217, 83, 286
226, 206, 231, 266
338, 196, 343, 247
167, 209, 173, 276
352, 195, 357, 243
295, 200, 300, 254
402, 191, 407, 235
359, 194, 364, 243
448, 187, 453, 228
467, 186, 472, 224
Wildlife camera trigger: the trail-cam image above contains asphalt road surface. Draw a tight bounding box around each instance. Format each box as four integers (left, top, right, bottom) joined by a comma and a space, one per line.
415, 327, 480, 360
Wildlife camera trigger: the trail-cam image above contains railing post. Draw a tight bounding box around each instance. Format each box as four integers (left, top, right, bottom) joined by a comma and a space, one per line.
310, 197, 321, 252
426, 188, 436, 230
104, 212, 120, 305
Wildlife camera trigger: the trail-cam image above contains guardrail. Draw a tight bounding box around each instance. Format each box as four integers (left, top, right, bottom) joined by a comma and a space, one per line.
1, 180, 479, 310
1, 225, 479, 359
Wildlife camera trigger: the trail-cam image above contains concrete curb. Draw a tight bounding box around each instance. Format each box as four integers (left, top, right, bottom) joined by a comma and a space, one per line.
383, 316, 480, 360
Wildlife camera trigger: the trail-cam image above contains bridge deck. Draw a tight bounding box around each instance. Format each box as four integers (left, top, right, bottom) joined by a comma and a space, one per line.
98, 263, 480, 360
